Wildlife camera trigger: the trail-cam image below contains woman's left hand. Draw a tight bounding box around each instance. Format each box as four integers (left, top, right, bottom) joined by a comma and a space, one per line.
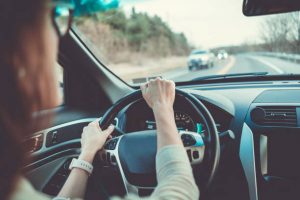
79, 120, 114, 163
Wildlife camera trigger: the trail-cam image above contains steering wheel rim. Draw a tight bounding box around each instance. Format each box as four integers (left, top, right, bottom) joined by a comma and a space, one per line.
99, 88, 220, 191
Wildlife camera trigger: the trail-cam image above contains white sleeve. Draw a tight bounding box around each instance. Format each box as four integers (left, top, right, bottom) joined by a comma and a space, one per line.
111, 145, 199, 200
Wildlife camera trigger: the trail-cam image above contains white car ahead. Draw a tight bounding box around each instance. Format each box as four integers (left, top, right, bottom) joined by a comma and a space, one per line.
188, 50, 215, 71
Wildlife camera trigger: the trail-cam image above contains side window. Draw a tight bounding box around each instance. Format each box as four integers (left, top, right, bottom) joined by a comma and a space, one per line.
55, 63, 64, 105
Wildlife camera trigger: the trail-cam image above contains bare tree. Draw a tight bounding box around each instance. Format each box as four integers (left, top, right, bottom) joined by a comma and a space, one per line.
287, 12, 300, 53
260, 12, 300, 53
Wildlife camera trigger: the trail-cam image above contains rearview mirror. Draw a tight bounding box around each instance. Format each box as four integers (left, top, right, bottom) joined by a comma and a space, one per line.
243, 0, 300, 16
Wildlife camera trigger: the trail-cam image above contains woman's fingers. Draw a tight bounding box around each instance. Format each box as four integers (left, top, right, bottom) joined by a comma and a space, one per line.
86, 120, 114, 140
141, 78, 175, 109
140, 83, 146, 90
88, 120, 103, 132
102, 125, 114, 137
140, 83, 148, 96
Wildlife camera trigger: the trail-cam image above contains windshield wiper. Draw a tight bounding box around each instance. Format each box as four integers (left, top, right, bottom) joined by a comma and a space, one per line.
191, 72, 269, 81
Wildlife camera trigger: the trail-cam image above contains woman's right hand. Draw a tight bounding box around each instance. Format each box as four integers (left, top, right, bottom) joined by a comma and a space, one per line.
141, 78, 181, 149
140, 78, 176, 111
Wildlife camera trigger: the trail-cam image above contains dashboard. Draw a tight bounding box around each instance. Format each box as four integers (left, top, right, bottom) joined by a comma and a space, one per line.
119, 95, 233, 135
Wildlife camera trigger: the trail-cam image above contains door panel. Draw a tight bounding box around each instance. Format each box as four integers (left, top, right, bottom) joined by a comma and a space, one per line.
26, 155, 76, 193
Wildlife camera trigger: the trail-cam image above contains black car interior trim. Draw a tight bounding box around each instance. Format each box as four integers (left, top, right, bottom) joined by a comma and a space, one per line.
26, 153, 78, 193
26, 117, 120, 157
28, 118, 97, 156
64, 31, 134, 103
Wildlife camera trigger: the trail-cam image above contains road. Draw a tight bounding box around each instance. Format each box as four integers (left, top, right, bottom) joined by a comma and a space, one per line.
160, 54, 300, 82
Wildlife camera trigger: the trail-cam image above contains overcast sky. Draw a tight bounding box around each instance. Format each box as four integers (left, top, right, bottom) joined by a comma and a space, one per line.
121, 0, 272, 49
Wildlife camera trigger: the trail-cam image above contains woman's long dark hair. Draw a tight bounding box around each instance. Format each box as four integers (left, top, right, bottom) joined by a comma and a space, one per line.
0, 1, 51, 199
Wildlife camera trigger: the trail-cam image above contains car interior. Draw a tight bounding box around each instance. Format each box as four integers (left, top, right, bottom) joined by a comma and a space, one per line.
23, 0, 300, 200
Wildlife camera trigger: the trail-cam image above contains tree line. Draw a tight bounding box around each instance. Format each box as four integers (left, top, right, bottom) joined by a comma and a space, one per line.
260, 12, 300, 54
74, 8, 191, 64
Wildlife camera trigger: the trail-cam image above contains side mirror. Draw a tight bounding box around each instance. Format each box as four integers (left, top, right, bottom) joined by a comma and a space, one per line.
243, 0, 300, 16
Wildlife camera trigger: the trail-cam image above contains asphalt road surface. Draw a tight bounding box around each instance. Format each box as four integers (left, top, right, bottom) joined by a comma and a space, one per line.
161, 54, 300, 82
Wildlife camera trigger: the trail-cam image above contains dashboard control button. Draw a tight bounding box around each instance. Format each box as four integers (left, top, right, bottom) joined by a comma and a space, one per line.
51, 131, 58, 145
181, 134, 196, 147
192, 151, 199, 159
104, 138, 119, 150
111, 155, 117, 163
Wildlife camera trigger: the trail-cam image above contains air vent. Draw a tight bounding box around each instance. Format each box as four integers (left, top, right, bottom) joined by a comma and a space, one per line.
251, 106, 297, 127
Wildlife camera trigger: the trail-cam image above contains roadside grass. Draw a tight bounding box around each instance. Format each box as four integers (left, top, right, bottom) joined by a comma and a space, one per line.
109, 56, 187, 82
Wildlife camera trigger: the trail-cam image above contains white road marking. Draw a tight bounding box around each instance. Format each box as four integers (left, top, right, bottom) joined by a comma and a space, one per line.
217, 56, 236, 75
249, 56, 284, 74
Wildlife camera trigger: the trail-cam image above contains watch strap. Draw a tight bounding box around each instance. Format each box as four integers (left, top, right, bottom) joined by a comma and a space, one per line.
69, 158, 93, 175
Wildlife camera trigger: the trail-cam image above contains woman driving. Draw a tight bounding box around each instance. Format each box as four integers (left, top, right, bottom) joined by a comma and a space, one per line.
0, 0, 199, 200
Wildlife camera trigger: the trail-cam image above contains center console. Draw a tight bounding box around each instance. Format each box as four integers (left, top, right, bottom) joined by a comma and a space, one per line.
241, 89, 300, 200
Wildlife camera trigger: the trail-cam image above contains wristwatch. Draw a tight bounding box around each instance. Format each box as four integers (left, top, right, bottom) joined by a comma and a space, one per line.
69, 158, 93, 175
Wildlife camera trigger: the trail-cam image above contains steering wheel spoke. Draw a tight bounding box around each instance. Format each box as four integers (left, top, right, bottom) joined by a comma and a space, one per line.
99, 135, 155, 195
112, 126, 125, 137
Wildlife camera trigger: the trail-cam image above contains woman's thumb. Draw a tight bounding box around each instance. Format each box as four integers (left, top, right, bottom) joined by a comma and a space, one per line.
103, 125, 114, 137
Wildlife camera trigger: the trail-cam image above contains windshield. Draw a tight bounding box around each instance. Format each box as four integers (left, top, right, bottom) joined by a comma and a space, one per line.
73, 0, 300, 85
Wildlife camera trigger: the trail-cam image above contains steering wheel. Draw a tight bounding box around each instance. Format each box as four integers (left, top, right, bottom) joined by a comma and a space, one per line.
98, 89, 220, 195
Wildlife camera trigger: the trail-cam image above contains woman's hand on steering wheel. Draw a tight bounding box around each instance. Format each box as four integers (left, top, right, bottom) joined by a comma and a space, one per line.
141, 78, 181, 149
79, 120, 114, 163
140, 77, 176, 111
